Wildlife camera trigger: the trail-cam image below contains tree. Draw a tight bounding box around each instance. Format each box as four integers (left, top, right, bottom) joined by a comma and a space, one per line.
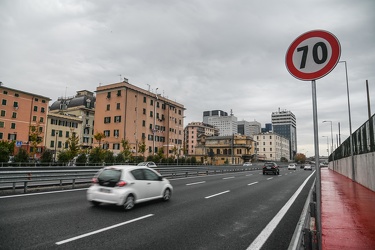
0, 140, 15, 162
66, 130, 80, 160
138, 139, 146, 157
94, 132, 106, 148
88, 147, 103, 164
40, 150, 53, 163
14, 148, 29, 162
75, 153, 88, 166
57, 150, 70, 164
121, 138, 132, 161
294, 153, 306, 163
29, 122, 43, 158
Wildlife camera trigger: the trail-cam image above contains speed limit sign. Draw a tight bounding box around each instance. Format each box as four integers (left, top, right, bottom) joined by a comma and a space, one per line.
285, 30, 341, 81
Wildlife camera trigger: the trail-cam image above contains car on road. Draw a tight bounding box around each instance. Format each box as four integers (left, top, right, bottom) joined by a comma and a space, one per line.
263, 162, 280, 175
137, 161, 157, 168
87, 165, 173, 210
288, 163, 297, 170
243, 162, 252, 166
304, 164, 312, 170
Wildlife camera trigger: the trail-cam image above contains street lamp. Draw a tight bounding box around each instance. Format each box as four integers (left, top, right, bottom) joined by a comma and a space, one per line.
322, 121, 333, 154
322, 136, 329, 157
339, 60, 355, 180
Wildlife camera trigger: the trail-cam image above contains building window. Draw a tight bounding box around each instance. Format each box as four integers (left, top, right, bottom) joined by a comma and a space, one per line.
116, 103, 120, 110
58, 141, 62, 148
11, 123, 16, 129
143, 108, 146, 115
106, 92, 111, 99
35, 98, 39, 101
13, 102, 18, 108
143, 97, 146, 103
0, 121, 4, 128
104, 130, 110, 137
40, 117, 44, 123
42, 100, 46, 103
104, 117, 111, 123
32, 116, 37, 121
0, 110, 5, 116
12, 112, 17, 118
33, 106, 38, 112
114, 116, 121, 122
117, 90, 121, 96
150, 111, 153, 117
113, 143, 120, 150
0, 132, 3, 139
142, 120, 146, 127
106, 104, 110, 111
114, 130, 119, 137
1, 99, 6, 105
15, 93, 19, 97
150, 100, 154, 106
65, 131, 69, 137
41, 107, 45, 113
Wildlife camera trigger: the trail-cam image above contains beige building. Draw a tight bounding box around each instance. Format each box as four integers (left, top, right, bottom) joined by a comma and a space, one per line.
184, 122, 219, 156
94, 80, 185, 158
45, 112, 83, 160
49, 90, 95, 149
195, 134, 254, 165
254, 132, 290, 161
0, 84, 50, 158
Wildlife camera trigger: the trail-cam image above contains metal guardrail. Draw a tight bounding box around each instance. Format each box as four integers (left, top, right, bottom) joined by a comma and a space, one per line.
0, 165, 262, 194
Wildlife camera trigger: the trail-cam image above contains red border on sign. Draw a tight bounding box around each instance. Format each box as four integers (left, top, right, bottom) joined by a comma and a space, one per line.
285, 30, 341, 81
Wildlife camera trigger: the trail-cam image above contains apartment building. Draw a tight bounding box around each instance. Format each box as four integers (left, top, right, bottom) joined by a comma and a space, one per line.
0, 84, 50, 157
94, 80, 185, 158
45, 112, 83, 159
184, 122, 219, 156
254, 132, 290, 161
49, 90, 95, 149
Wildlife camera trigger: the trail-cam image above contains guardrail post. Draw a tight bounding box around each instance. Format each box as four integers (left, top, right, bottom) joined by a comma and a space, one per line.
13, 182, 16, 193
60, 180, 63, 187
72, 179, 75, 188
23, 181, 28, 193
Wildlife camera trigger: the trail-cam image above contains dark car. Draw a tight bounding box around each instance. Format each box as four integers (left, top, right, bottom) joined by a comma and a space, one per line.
263, 162, 280, 175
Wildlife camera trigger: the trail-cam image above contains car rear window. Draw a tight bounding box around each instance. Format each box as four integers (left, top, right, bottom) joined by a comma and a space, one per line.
98, 169, 122, 187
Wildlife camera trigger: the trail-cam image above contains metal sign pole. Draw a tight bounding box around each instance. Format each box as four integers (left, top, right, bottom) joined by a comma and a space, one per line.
311, 80, 322, 249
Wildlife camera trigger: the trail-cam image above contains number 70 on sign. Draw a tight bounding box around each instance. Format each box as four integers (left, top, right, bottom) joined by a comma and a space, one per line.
285, 30, 341, 81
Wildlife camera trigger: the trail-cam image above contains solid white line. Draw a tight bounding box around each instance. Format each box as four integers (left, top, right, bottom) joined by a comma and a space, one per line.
266, 177, 273, 180
247, 171, 315, 250
223, 177, 235, 180
0, 188, 88, 199
186, 181, 206, 186
248, 182, 258, 186
205, 190, 230, 199
56, 214, 154, 245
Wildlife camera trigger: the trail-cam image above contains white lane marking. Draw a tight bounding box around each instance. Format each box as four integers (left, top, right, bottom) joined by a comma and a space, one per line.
223, 177, 235, 180
0, 188, 88, 199
266, 177, 273, 180
247, 171, 315, 250
205, 190, 230, 199
186, 181, 206, 186
248, 182, 258, 186
56, 214, 154, 245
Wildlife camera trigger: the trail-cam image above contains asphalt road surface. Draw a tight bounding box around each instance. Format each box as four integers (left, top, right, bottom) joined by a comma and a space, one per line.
0, 168, 315, 250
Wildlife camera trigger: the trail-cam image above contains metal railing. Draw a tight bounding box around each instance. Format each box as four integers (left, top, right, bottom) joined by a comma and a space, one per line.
0, 165, 262, 194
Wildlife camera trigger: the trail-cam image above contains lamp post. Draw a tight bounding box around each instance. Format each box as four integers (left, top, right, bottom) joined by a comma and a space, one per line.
322, 121, 333, 154
54, 130, 59, 162
322, 136, 329, 157
339, 60, 355, 180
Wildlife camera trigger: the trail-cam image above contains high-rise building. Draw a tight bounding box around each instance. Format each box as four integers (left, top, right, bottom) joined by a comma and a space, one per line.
203, 110, 237, 136
271, 109, 297, 159
94, 80, 185, 158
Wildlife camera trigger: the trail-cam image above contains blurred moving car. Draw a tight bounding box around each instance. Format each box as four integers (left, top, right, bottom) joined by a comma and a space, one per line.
288, 163, 297, 170
243, 162, 252, 166
137, 161, 157, 168
87, 165, 173, 210
263, 162, 280, 175
304, 164, 312, 170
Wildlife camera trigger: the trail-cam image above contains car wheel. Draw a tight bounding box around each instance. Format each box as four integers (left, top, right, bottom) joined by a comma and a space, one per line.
123, 195, 135, 211
162, 188, 172, 201
91, 201, 100, 206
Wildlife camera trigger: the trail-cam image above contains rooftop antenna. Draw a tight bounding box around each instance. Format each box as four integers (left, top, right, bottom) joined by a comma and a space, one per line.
118, 74, 122, 81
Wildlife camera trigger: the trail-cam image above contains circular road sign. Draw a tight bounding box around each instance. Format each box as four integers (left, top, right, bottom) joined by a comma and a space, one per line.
285, 30, 341, 81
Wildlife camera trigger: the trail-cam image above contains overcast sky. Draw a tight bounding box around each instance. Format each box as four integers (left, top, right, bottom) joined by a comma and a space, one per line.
1, 0, 374, 157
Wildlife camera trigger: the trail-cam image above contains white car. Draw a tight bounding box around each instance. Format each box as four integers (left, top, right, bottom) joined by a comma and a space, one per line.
243, 162, 252, 166
288, 163, 297, 170
304, 164, 312, 170
137, 161, 157, 168
87, 165, 173, 210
